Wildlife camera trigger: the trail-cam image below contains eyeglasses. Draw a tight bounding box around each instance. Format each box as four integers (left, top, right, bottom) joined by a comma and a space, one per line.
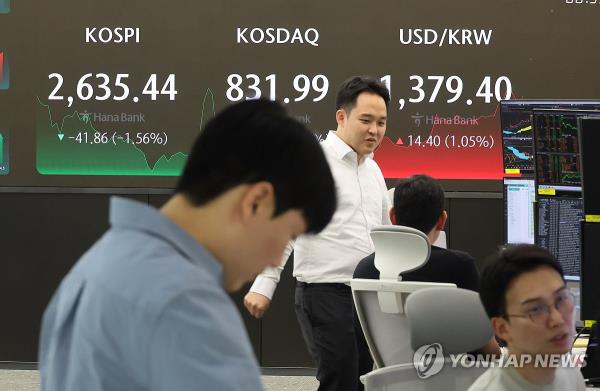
505, 291, 575, 325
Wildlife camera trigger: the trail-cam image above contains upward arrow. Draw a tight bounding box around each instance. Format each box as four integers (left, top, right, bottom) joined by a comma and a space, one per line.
57, 133, 64, 141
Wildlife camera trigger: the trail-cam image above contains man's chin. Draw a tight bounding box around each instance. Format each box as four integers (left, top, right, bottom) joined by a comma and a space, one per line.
361, 147, 377, 156
540, 346, 572, 356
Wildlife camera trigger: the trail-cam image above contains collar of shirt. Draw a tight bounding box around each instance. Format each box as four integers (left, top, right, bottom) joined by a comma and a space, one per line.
109, 196, 223, 280
324, 131, 374, 164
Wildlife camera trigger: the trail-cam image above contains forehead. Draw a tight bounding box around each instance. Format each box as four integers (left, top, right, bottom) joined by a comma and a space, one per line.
349, 92, 387, 116
505, 266, 565, 307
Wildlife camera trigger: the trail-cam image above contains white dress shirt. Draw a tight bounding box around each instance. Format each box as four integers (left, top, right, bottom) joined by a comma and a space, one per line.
250, 131, 391, 299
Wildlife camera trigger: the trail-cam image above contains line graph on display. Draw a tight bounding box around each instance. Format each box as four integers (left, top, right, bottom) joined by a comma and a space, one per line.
503, 121, 532, 136
35, 89, 216, 176
505, 146, 532, 162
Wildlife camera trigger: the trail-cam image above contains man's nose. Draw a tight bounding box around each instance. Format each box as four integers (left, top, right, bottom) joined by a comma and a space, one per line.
547, 304, 566, 327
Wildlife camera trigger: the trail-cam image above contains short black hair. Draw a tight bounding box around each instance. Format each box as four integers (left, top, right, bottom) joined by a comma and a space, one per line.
479, 244, 565, 319
393, 175, 445, 234
335, 76, 390, 112
176, 99, 336, 234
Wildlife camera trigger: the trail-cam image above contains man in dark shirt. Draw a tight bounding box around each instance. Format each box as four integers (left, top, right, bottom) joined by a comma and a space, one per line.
354, 246, 479, 290
353, 174, 479, 288
353, 174, 498, 379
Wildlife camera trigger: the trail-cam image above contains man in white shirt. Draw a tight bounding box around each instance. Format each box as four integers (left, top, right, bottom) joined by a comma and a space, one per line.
244, 76, 391, 391
469, 245, 586, 391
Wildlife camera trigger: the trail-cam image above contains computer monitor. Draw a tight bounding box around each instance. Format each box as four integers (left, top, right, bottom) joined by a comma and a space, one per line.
535, 196, 583, 281
501, 104, 535, 176
501, 100, 600, 177
504, 178, 535, 244
581, 322, 600, 386
533, 110, 585, 192
579, 119, 600, 323
581, 222, 600, 321
578, 117, 600, 217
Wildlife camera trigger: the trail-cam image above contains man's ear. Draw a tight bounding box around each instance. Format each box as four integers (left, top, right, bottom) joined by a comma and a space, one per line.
436, 210, 448, 231
492, 316, 512, 345
389, 207, 396, 225
239, 182, 274, 222
335, 108, 347, 127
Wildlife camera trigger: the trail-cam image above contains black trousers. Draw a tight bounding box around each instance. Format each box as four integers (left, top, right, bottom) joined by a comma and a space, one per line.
354, 306, 375, 385
295, 282, 362, 391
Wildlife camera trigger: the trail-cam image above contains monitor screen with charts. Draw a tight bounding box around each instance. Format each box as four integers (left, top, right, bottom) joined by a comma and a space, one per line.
501, 101, 600, 177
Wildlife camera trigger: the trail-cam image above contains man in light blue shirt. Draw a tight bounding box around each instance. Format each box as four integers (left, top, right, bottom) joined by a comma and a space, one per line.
39, 99, 337, 391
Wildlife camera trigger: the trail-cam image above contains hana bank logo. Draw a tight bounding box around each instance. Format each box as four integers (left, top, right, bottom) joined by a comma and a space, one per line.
413, 343, 445, 379
0, 51, 9, 90
0, 0, 10, 14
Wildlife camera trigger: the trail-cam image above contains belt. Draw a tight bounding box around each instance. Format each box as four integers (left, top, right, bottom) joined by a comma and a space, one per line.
297, 281, 350, 290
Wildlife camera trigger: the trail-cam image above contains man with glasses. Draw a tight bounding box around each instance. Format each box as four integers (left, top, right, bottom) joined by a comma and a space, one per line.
469, 244, 586, 390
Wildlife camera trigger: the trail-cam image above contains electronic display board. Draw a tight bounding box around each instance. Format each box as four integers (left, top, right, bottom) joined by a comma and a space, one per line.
0, 0, 599, 188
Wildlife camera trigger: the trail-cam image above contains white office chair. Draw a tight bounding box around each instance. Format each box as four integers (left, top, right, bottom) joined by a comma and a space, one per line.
406, 287, 493, 355
361, 359, 487, 391
371, 225, 430, 281
360, 287, 493, 390
351, 225, 456, 368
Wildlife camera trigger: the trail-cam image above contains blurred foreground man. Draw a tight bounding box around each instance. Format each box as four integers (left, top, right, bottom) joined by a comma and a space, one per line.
38, 99, 336, 391
469, 245, 586, 390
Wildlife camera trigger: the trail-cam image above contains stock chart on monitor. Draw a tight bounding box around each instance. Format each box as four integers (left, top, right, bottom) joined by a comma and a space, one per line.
2, 0, 600, 187
532, 110, 600, 195
501, 101, 600, 177
502, 109, 534, 175
535, 112, 580, 186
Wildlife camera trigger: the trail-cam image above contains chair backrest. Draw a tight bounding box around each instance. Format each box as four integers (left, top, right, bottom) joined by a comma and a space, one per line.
351, 279, 456, 368
361, 361, 488, 391
370, 225, 430, 280
360, 288, 494, 390
405, 287, 493, 355
369, 225, 431, 315
352, 225, 455, 368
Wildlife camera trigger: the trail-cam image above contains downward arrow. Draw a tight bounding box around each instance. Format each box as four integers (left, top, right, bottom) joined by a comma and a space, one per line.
58, 134, 64, 141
